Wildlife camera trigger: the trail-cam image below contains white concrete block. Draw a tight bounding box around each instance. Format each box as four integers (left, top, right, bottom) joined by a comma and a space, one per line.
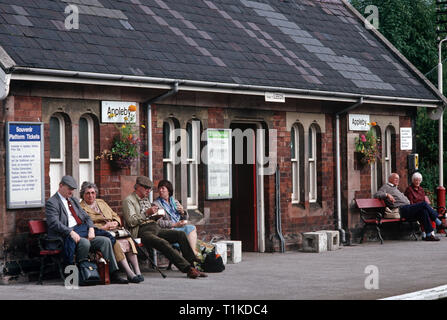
217, 240, 242, 263
213, 242, 228, 265
318, 230, 340, 251
302, 232, 327, 253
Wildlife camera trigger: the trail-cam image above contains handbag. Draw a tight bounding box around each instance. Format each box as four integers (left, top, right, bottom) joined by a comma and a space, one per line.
77, 259, 101, 286
384, 207, 400, 219
107, 228, 131, 238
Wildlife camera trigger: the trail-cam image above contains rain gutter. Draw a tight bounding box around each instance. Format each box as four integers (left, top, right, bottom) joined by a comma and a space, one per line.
8, 67, 442, 108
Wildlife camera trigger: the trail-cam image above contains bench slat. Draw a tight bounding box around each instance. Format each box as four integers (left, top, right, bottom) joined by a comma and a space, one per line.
355, 198, 385, 209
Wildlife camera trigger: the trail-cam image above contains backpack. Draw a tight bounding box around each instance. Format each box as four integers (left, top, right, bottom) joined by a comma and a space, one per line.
202, 248, 225, 273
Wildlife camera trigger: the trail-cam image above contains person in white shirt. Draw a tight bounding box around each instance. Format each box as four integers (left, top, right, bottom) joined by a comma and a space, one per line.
45, 175, 128, 284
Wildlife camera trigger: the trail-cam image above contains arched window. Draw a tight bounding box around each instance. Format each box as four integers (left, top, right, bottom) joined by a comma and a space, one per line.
291, 123, 304, 203
79, 115, 94, 186
308, 124, 318, 202
384, 126, 395, 181
49, 114, 66, 195
163, 118, 176, 191
186, 120, 200, 208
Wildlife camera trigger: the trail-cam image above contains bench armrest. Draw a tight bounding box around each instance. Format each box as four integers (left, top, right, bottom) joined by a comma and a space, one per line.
40, 235, 63, 251
359, 208, 383, 222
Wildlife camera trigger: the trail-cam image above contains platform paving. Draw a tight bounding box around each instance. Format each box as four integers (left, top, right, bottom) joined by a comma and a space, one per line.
1, 235, 447, 301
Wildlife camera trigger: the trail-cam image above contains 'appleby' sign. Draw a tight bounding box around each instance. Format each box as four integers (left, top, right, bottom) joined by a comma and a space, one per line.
349, 114, 370, 131
101, 101, 137, 123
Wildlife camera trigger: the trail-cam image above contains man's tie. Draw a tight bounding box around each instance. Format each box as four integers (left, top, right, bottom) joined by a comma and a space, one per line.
66, 198, 82, 225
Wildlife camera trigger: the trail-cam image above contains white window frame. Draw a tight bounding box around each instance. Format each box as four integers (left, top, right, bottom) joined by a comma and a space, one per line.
186, 120, 200, 208
308, 125, 317, 203
79, 115, 94, 186
291, 124, 300, 203
49, 114, 66, 195
384, 126, 393, 181
163, 119, 176, 191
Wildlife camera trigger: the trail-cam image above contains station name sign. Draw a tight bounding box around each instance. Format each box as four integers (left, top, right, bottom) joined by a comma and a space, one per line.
349, 114, 370, 131
101, 101, 137, 123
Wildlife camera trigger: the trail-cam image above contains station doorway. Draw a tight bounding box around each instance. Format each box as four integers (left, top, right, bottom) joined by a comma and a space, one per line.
230, 122, 265, 252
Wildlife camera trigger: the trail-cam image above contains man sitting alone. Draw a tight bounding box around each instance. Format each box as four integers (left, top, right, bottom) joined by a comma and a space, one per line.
374, 173, 445, 241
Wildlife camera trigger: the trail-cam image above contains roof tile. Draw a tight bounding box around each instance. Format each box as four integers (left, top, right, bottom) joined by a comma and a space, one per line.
0, 0, 437, 100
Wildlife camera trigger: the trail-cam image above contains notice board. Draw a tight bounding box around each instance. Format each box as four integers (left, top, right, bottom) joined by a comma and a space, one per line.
6, 122, 45, 208
205, 129, 232, 200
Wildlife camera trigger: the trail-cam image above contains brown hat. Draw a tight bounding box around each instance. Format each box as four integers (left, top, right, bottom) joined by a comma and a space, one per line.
136, 176, 153, 189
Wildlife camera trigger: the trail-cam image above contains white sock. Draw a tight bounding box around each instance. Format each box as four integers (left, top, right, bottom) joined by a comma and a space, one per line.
422, 232, 426, 238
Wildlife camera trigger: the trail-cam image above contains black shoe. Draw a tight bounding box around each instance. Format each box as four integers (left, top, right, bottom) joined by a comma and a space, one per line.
127, 275, 140, 283
111, 272, 129, 284
137, 274, 144, 282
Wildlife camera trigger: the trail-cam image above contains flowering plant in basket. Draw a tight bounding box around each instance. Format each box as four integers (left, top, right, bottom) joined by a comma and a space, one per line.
354, 122, 381, 165
96, 104, 148, 169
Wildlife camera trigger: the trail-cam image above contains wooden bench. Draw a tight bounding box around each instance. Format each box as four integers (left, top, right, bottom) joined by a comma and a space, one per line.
28, 219, 65, 284
355, 198, 420, 244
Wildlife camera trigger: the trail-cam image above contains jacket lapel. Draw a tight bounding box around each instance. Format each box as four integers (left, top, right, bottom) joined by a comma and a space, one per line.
54, 192, 70, 223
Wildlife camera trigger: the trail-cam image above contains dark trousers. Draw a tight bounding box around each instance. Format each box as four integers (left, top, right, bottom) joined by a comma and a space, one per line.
400, 202, 438, 233
138, 222, 195, 273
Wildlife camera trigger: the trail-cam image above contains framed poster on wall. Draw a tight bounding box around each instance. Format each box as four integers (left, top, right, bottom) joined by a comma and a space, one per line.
6, 122, 45, 208
205, 129, 232, 200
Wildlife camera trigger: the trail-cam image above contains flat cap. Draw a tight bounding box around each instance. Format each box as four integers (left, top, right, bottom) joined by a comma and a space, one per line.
61, 175, 78, 189
136, 176, 153, 188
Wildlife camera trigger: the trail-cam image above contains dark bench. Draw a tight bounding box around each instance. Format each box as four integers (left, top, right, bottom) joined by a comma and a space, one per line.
28, 219, 65, 284
355, 198, 420, 244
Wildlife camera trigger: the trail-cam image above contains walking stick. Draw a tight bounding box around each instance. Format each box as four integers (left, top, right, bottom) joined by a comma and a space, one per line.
131, 238, 167, 278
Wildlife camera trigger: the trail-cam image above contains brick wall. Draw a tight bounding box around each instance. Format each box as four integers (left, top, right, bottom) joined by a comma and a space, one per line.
0, 90, 418, 255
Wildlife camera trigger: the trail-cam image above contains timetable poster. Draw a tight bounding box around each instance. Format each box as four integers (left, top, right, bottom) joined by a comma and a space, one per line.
206, 129, 232, 200
6, 122, 44, 208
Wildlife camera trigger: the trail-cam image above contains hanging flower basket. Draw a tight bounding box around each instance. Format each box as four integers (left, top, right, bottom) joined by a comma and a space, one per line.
355, 151, 369, 166
110, 156, 136, 170
354, 122, 381, 165
96, 104, 148, 170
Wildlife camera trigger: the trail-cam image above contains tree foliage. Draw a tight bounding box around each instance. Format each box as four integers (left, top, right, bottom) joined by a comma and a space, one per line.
350, 0, 443, 195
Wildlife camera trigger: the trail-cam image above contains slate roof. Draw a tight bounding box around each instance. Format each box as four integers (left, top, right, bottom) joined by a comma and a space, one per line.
0, 0, 442, 102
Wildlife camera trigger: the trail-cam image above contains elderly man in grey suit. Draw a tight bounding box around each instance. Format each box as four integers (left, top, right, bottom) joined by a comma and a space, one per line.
45, 175, 128, 284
